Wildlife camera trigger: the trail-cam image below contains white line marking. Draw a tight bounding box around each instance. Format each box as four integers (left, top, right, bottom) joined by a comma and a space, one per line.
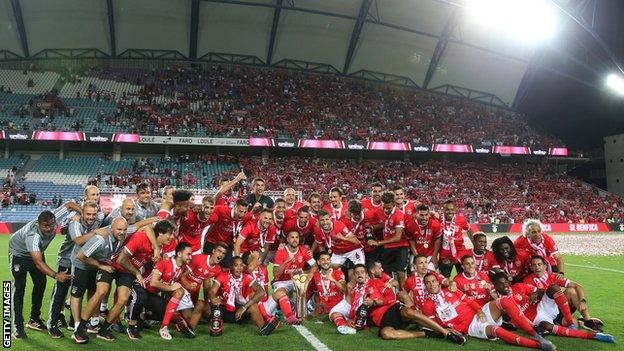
567, 263, 624, 274
293, 324, 333, 351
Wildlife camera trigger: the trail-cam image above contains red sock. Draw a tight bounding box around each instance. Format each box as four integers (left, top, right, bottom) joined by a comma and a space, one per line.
552, 291, 574, 326
552, 325, 595, 339
162, 297, 180, 327
493, 326, 541, 349
278, 296, 293, 318
497, 297, 537, 336
258, 303, 271, 322
332, 315, 347, 327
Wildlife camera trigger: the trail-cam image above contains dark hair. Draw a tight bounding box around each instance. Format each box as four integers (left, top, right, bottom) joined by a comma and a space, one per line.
423, 272, 438, 281
308, 192, 321, 201
286, 230, 299, 238
37, 210, 56, 223
348, 199, 362, 214
202, 196, 214, 205
232, 256, 244, 265
329, 187, 342, 196
530, 255, 547, 265
391, 185, 404, 192
366, 260, 381, 273
381, 191, 395, 204
297, 206, 310, 214
491, 272, 509, 284
274, 198, 286, 206
416, 204, 429, 212
260, 209, 273, 216
317, 209, 329, 218
491, 236, 517, 262
371, 182, 383, 189
443, 199, 455, 206
473, 232, 487, 241
136, 183, 150, 194
353, 263, 367, 272
235, 198, 249, 207
172, 190, 192, 203
153, 220, 176, 236
413, 254, 427, 263
213, 241, 228, 252
252, 177, 265, 185
460, 254, 474, 263
175, 242, 192, 254
318, 251, 331, 259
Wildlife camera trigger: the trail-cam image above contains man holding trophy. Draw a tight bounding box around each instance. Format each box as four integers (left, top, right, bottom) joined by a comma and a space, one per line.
272, 231, 317, 325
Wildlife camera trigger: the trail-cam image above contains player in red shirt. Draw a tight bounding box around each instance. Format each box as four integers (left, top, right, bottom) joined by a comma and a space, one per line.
203, 199, 250, 268
180, 242, 227, 304
422, 273, 556, 350
361, 182, 383, 212
392, 185, 416, 217
157, 190, 194, 258
343, 200, 381, 263
457, 232, 492, 274
453, 255, 493, 307
234, 209, 277, 264
208, 256, 278, 335
439, 199, 472, 278
515, 219, 564, 273
369, 192, 408, 287
524, 255, 605, 332
493, 272, 614, 344
308, 192, 323, 218
283, 206, 318, 247
311, 252, 355, 334
213, 170, 246, 207
489, 236, 531, 282
180, 196, 215, 255
348, 265, 464, 343
272, 230, 318, 324
126, 242, 195, 340
283, 188, 304, 220
97, 221, 175, 341
313, 210, 363, 271
367, 260, 399, 298
405, 204, 442, 270
323, 187, 347, 221
401, 255, 448, 310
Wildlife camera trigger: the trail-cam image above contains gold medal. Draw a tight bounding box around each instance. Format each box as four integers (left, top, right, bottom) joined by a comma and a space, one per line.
423, 243, 429, 249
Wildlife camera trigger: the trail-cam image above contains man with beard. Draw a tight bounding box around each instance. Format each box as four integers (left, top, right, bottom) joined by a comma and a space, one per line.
343, 200, 381, 264
283, 206, 318, 248
307, 192, 323, 218
283, 188, 304, 220
361, 183, 384, 212
234, 209, 277, 266
203, 198, 250, 268
405, 204, 442, 270
457, 232, 492, 274
323, 187, 347, 221
71, 218, 128, 343
134, 183, 160, 220
488, 236, 531, 282
311, 252, 355, 335
126, 242, 196, 340
214, 171, 246, 207
348, 265, 465, 343
438, 199, 472, 278
208, 256, 278, 335
181, 242, 227, 305
313, 210, 363, 272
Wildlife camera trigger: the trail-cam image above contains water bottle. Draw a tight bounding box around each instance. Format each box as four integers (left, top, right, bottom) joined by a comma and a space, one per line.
209, 305, 223, 336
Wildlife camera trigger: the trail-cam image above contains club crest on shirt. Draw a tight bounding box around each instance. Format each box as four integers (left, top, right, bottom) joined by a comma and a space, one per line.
13, 264, 20, 272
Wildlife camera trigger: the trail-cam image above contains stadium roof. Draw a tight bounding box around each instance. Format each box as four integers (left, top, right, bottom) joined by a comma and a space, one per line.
0, 0, 582, 107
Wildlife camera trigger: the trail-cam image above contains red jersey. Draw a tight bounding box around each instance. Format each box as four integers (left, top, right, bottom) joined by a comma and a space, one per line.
238, 219, 277, 253
313, 219, 361, 254
457, 249, 493, 274
349, 280, 393, 328
421, 288, 481, 333
312, 269, 346, 310
398, 201, 416, 217
214, 272, 256, 312
283, 216, 318, 247
186, 254, 222, 288
285, 201, 304, 220
145, 257, 186, 294
370, 273, 397, 302
361, 197, 383, 212
341, 210, 380, 253
112, 231, 154, 274
323, 202, 348, 221
375, 207, 407, 249
501, 283, 539, 315
522, 271, 570, 290
273, 246, 315, 282
250, 264, 269, 302
404, 217, 442, 257
489, 249, 531, 281
171, 210, 210, 253
514, 234, 559, 268
403, 270, 445, 309
214, 193, 237, 208
205, 205, 252, 245
453, 272, 492, 307
157, 209, 179, 255
440, 214, 470, 261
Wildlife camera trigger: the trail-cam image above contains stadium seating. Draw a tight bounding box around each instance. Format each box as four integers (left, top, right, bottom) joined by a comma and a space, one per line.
0, 69, 60, 94
58, 76, 142, 99
26, 154, 135, 185
0, 154, 29, 177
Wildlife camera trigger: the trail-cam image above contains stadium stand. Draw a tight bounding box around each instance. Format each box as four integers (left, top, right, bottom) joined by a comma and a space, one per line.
0, 69, 60, 95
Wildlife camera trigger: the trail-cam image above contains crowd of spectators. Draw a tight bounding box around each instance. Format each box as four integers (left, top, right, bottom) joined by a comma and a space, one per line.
1, 169, 36, 207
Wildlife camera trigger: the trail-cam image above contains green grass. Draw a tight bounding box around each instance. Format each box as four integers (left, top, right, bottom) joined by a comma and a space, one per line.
1, 235, 622, 351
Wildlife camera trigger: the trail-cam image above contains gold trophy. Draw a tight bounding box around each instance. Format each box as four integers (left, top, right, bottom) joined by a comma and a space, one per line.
292, 274, 311, 320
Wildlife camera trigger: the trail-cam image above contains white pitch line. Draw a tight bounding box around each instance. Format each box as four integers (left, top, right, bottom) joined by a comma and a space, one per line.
293, 324, 333, 351
567, 263, 624, 274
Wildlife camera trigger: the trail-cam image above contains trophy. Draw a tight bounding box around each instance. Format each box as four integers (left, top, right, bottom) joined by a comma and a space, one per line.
292, 274, 311, 320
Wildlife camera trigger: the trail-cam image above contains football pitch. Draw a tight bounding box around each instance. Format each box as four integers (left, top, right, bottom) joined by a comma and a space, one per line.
1, 234, 622, 351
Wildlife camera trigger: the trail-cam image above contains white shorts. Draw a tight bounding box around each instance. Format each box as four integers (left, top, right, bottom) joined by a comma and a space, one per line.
331, 248, 365, 266
260, 297, 278, 316
328, 299, 351, 318
468, 302, 502, 340
533, 295, 559, 325
272, 280, 295, 294
177, 288, 194, 311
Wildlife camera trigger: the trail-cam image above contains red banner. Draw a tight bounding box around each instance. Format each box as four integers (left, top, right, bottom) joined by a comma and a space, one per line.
299, 139, 344, 149
493, 146, 531, 155
548, 148, 569, 156
432, 144, 473, 153
32, 131, 86, 141
112, 133, 140, 143
367, 141, 410, 151
471, 222, 611, 233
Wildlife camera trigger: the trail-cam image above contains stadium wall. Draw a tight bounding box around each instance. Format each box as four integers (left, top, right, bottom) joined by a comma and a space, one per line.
604, 133, 624, 197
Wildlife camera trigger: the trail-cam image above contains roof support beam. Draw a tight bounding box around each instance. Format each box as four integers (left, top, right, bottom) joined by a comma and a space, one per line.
422, 9, 458, 89
10, 0, 29, 57
266, 0, 282, 65
189, 0, 200, 59
342, 0, 372, 74
106, 0, 117, 57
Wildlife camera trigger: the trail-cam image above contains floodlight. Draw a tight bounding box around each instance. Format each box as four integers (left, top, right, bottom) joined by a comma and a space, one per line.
606, 73, 624, 95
